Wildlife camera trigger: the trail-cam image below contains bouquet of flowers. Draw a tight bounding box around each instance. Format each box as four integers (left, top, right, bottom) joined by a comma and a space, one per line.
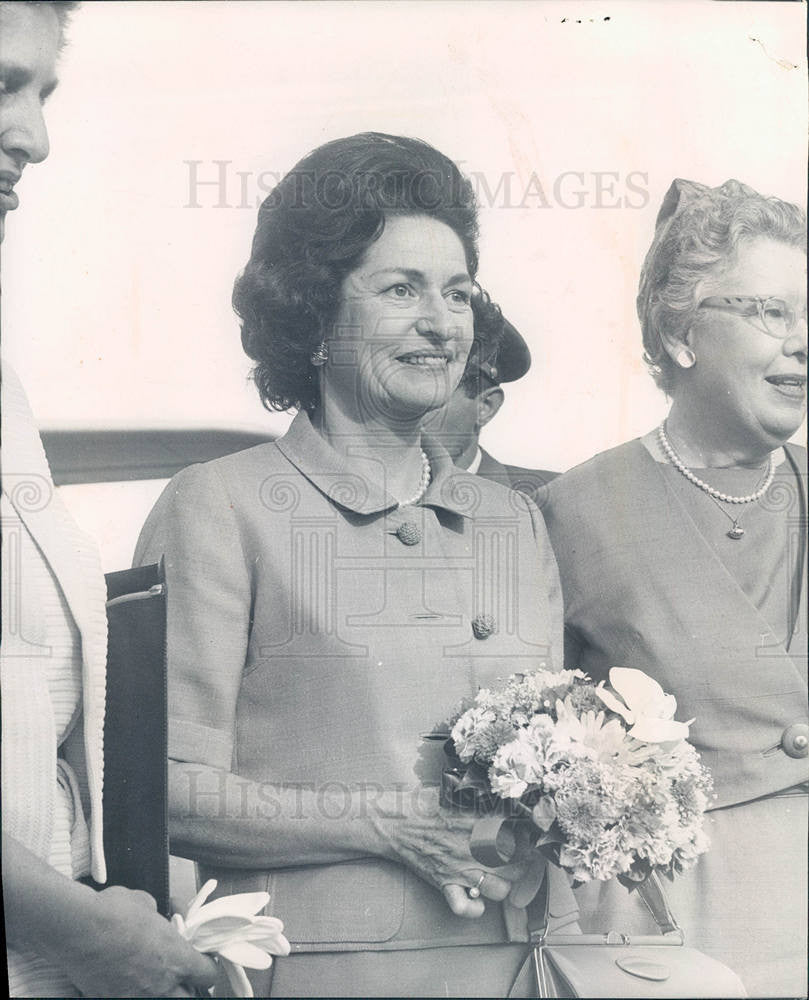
444, 667, 713, 888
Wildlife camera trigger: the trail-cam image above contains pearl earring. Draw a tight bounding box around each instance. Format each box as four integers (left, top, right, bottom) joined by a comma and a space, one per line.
310, 342, 329, 367
675, 347, 696, 369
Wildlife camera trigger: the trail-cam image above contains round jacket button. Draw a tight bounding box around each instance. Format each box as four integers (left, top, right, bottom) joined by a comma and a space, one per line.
781, 723, 809, 759
471, 614, 495, 639
395, 522, 421, 545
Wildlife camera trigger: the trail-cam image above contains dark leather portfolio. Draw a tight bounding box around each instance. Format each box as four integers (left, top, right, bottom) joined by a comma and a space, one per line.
102, 561, 170, 915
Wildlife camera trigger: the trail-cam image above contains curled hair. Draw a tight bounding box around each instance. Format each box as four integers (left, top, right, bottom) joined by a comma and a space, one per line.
458, 287, 506, 397
638, 179, 806, 393
233, 132, 480, 412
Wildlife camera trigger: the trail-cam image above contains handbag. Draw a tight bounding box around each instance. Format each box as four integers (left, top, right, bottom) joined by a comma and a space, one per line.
99, 561, 170, 915
509, 867, 747, 998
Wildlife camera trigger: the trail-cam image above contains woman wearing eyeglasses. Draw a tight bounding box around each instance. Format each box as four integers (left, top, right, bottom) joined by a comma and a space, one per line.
539, 178, 807, 996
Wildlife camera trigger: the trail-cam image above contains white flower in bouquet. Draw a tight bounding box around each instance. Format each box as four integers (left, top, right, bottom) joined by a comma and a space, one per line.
450, 706, 497, 762
172, 879, 290, 997
527, 714, 555, 739
595, 667, 695, 742
503, 669, 587, 718
549, 701, 631, 762
559, 824, 636, 883
473, 687, 513, 716
489, 727, 546, 798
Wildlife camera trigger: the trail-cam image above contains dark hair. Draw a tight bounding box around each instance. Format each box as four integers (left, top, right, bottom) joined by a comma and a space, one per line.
458, 288, 505, 397
233, 132, 480, 412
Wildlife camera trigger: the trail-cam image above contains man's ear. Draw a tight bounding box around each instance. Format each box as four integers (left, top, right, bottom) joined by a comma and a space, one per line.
477, 386, 504, 430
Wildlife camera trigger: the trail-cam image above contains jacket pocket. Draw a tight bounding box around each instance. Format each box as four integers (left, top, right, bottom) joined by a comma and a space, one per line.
210, 857, 406, 946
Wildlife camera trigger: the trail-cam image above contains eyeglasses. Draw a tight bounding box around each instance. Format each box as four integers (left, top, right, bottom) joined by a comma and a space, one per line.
698, 295, 807, 339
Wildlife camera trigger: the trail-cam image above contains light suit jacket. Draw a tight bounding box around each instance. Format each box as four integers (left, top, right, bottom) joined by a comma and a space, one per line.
135, 409, 566, 953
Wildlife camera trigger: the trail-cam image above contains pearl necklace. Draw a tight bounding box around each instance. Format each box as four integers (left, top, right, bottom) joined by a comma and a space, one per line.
657, 422, 775, 540
397, 450, 431, 508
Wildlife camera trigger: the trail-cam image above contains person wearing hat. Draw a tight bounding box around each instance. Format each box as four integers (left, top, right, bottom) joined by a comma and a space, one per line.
426, 289, 557, 499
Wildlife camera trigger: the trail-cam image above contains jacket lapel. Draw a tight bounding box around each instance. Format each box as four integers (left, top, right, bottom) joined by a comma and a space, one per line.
2, 366, 101, 662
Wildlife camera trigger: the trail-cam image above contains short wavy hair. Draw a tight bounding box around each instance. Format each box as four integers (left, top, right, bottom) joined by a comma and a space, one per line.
638, 178, 806, 394
233, 132, 480, 412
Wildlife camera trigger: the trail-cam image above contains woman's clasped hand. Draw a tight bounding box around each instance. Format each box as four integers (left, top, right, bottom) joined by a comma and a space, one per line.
367, 785, 544, 917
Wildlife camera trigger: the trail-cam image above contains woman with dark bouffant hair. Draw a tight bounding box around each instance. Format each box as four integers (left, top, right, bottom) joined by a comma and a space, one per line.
136, 132, 566, 996
233, 133, 483, 415
540, 178, 807, 996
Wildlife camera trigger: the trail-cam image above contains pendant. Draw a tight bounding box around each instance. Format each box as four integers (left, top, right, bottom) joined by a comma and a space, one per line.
727, 525, 744, 540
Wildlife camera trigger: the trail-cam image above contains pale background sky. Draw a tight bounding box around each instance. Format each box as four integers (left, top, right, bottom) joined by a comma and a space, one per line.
2, 0, 806, 566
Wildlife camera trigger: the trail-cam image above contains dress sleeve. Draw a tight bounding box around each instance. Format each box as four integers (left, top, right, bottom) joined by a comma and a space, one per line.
133, 462, 251, 771
535, 476, 587, 673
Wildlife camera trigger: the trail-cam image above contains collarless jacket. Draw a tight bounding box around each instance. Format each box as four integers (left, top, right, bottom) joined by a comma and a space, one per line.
539, 439, 807, 996
539, 439, 808, 809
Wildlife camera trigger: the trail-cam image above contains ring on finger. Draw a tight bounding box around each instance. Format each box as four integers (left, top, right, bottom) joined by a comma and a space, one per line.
467, 873, 486, 899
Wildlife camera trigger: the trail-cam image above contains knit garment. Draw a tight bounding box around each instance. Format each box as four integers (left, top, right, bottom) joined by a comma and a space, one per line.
1, 360, 108, 996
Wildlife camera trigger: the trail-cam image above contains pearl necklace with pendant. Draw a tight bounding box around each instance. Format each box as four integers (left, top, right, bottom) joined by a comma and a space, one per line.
657, 422, 775, 540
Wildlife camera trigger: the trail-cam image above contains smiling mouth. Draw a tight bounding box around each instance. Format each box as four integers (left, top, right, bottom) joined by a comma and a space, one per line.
0, 187, 19, 211
765, 374, 807, 398
396, 352, 451, 368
